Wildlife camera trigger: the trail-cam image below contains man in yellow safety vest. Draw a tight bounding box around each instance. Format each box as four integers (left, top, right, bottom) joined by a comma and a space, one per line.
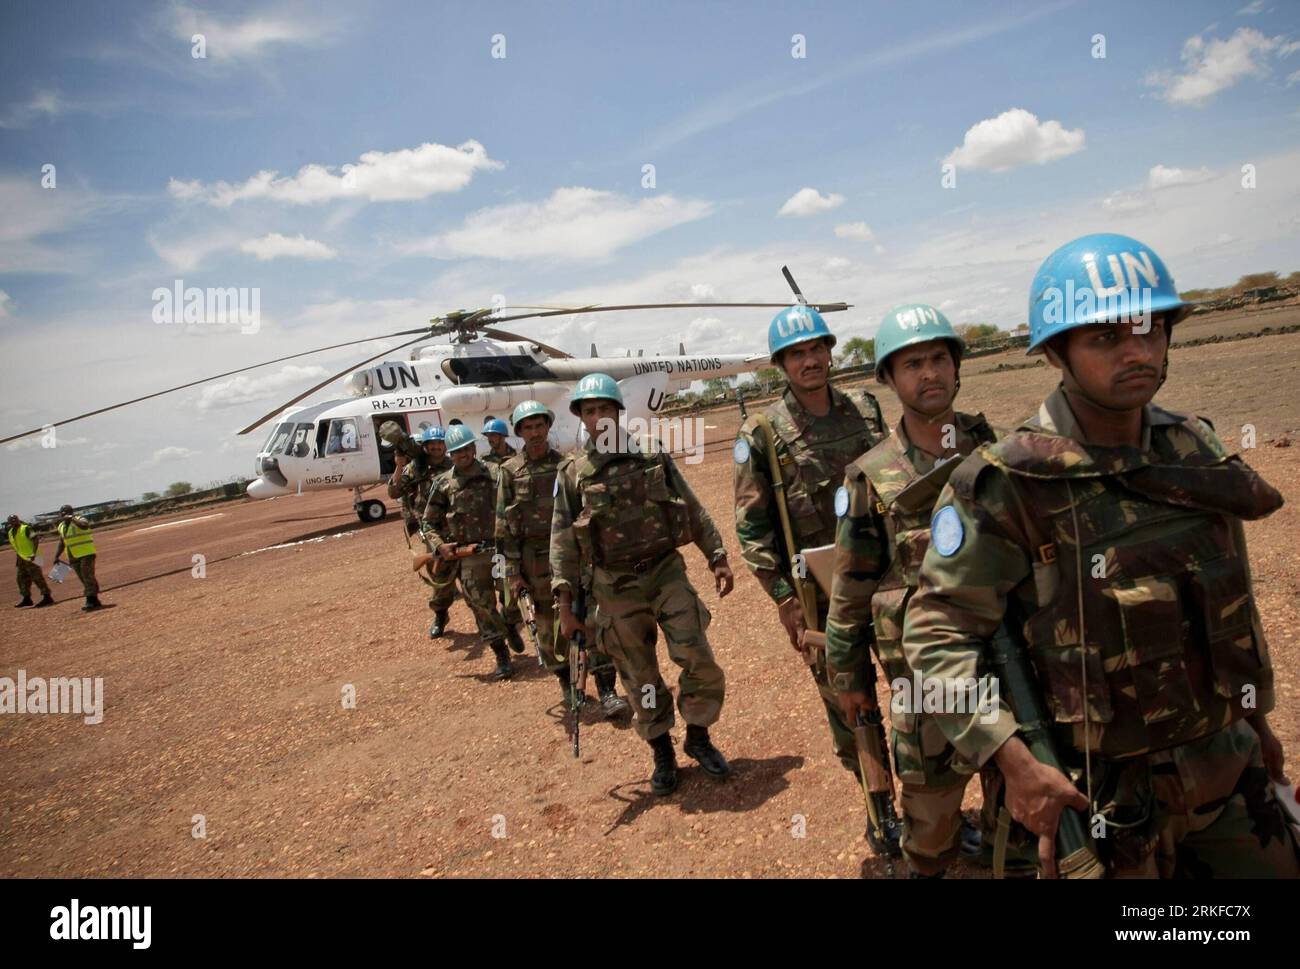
6, 513, 55, 608
52, 504, 104, 611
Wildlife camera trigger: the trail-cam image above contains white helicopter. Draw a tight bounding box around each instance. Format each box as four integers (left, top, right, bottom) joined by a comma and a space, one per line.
2, 269, 849, 522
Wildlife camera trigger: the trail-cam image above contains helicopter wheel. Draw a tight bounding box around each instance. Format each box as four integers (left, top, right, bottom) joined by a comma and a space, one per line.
357, 500, 386, 523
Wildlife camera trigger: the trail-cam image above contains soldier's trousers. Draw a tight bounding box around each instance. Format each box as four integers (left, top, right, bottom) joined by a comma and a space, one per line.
440, 553, 507, 644
591, 550, 724, 741
426, 563, 457, 612
810, 604, 860, 776
1092, 720, 1299, 878
508, 545, 613, 675
889, 709, 977, 876
15, 557, 51, 599
69, 554, 98, 598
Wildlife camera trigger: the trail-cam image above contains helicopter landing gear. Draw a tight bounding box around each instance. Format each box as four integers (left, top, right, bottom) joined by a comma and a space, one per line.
353, 488, 387, 523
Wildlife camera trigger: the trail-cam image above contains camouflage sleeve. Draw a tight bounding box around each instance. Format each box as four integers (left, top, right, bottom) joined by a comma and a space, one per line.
494, 468, 522, 563
662, 452, 725, 563
421, 478, 453, 550
824, 466, 890, 694
386, 468, 405, 501
901, 467, 1032, 768
550, 461, 583, 596
732, 419, 793, 602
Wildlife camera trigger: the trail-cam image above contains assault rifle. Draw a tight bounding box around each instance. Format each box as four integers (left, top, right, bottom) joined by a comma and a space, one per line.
516, 585, 544, 668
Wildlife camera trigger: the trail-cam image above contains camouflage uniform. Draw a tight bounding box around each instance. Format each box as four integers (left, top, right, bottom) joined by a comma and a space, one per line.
482, 443, 518, 468
552, 434, 728, 740
422, 459, 508, 646
825, 412, 998, 875
733, 384, 884, 774
390, 456, 456, 613
904, 386, 1300, 877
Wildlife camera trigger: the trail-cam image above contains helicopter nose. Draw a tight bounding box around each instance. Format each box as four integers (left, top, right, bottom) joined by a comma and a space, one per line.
247, 476, 291, 499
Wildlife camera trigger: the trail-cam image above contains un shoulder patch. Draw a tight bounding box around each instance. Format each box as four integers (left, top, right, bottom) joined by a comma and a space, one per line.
834, 485, 849, 518
733, 437, 750, 464
931, 505, 964, 557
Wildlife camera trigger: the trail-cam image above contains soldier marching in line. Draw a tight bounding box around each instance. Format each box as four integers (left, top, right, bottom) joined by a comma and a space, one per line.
825, 305, 1008, 877
495, 400, 629, 717
422, 424, 525, 681
551, 374, 734, 795
904, 233, 1299, 878
733, 305, 894, 844
389, 426, 458, 638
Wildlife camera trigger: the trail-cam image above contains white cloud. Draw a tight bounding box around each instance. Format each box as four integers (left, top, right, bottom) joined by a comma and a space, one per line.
170, 140, 502, 207
239, 233, 337, 261
166, 2, 339, 63
1101, 191, 1155, 215
0, 178, 97, 273
140, 446, 201, 467
689, 283, 715, 300
942, 108, 1085, 172
0, 89, 63, 129
1147, 164, 1215, 190
148, 228, 245, 272
834, 221, 875, 241
1237, 1, 1265, 15
1287, 68, 1300, 86
1147, 28, 1286, 106
196, 365, 330, 411
0, 289, 10, 318
778, 188, 845, 217
402, 187, 712, 262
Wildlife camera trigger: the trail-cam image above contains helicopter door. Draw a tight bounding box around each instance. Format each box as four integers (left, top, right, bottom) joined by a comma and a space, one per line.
372, 414, 408, 476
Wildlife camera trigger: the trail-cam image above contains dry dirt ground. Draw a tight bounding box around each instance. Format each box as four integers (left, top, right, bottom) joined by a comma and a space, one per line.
4, 308, 1299, 879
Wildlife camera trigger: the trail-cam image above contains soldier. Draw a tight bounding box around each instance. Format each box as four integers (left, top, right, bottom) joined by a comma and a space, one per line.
6, 514, 54, 608
552, 374, 734, 794
904, 233, 1299, 878
733, 305, 886, 825
422, 424, 520, 680
390, 427, 458, 638
52, 504, 103, 611
481, 418, 518, 467
824, 305, 992, 877
496, 400, 629, 717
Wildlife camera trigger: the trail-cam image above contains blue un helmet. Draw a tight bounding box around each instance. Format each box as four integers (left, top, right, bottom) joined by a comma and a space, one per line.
443, 423, 477, 453
767, 304, 837, 363
511, 400, 554, 433
1027, 233, 1192, 355
569, 373, 624, 416
482, 418, 510, 437
873, 304, 964, 379
414, 426, 445, 444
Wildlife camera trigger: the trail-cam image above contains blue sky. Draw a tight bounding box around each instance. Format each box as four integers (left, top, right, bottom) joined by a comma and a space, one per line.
2, 0, 1299, 512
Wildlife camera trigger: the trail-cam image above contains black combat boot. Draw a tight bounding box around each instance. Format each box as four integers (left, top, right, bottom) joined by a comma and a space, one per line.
429, 610, 449, 638
959, 815, 982, 857
34, 594, 54, 608
489, 640, 513, 681
506, 625, 526, 654
594, 668, 629, 719
81, 596, 103, 612
14, 597, 33, 608
649, 733, 678, 796
683, 723, 731, 779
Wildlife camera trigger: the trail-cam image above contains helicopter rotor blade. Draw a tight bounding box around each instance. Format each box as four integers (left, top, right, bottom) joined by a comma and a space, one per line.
486, 301, 847, 327
235, 333, 434, 436
0, 326, 435, 446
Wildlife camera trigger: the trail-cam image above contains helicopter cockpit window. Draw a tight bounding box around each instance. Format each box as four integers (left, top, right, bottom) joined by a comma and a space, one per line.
264, 423, 293, 455
325, 418, 360, 455
441, 355, 551, 385
287, 423, 314, 458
